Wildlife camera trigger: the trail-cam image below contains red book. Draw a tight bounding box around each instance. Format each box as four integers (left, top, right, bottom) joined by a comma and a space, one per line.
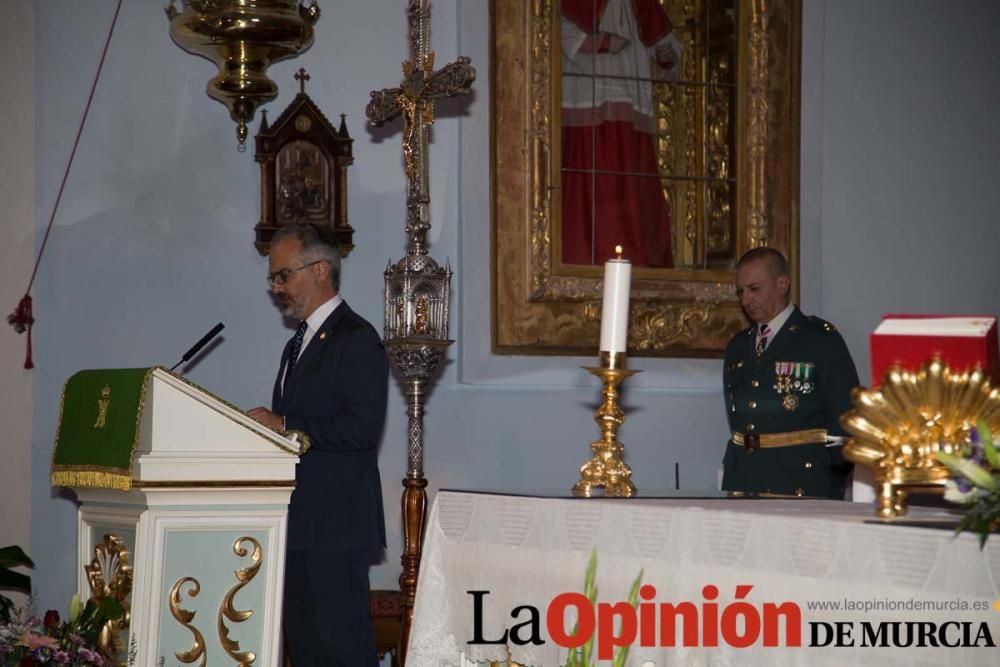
869, 314, 999, 385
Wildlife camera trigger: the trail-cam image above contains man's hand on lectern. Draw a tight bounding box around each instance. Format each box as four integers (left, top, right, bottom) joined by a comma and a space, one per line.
248, 406, 284, 431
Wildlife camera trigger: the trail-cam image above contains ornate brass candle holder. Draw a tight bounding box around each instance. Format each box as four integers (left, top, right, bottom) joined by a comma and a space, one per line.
573, 352, 639, 497
841, 358, 1000, 518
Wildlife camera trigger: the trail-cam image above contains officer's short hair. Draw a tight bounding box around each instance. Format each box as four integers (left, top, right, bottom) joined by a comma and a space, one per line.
736, 247, 789, 278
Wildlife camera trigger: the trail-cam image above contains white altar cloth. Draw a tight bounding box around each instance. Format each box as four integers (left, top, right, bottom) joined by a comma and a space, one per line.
408, 491, 1000, 666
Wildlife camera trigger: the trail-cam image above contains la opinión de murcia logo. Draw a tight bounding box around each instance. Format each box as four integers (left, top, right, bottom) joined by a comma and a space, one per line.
469, 585, 799, 659
467, 586, 997, 657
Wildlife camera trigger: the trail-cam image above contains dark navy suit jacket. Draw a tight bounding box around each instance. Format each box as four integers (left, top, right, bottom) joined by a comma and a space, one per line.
272, 301, 388, 553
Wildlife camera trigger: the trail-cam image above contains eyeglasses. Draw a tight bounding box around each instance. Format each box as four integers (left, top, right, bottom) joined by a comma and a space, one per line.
267, 260, 324, 287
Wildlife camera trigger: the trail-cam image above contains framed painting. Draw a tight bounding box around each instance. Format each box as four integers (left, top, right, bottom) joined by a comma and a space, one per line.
492, 0, 801, 357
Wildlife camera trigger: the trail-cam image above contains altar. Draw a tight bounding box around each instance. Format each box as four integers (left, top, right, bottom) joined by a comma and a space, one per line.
408, 490, 1000, 666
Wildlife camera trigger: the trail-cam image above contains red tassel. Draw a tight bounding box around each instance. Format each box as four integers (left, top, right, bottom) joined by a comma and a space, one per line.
7, 294, 35, 369
25, 321, 34, 370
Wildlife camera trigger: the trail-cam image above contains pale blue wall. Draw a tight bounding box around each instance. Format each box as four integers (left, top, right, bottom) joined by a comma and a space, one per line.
27, 0, 1000, 613
814, 0, 1000, 385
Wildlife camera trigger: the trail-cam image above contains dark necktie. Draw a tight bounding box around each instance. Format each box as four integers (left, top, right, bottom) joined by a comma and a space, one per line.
755, 323, 771, 358
283, 321, 309, 394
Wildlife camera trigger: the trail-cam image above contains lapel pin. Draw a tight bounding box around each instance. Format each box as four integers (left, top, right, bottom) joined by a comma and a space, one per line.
319, 331, 327, 340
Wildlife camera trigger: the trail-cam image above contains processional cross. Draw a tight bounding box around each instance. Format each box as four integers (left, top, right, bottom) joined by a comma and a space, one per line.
366, 0, 475, 255
365, 2, 474, 663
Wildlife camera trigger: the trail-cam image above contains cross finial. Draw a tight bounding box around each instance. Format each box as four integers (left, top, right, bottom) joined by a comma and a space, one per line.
295, 68, 311, 94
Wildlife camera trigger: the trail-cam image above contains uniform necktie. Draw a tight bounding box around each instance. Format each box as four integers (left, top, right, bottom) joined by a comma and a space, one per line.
283, 320, 309, 394
755, 323, 771, 358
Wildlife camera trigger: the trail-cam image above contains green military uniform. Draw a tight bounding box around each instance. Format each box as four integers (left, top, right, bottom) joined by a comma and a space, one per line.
721, 307, 860, 498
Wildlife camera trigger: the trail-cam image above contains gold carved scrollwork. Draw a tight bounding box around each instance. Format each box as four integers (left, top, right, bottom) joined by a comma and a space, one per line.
745, 0, 772, 248
84, 534, 132, 659
707, 51, 734, 257
169, 577, 207, 666
630, 303, 715, 352
492, 0, 800, 357
527, 0, 553, 300
582, 299, 732, 353
217, 536, 263, 666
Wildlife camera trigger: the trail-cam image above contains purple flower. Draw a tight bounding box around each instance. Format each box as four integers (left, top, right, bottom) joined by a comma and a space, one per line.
77, 648, 95, 660
53, 650, 70, 664
969, 427, 985, 462
68, 633, 83, 645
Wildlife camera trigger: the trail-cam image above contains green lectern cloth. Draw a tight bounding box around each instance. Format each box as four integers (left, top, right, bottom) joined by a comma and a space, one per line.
51, 368, 154, 491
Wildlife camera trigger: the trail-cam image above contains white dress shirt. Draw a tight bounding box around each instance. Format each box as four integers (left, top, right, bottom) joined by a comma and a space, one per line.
758, 301, 795, 351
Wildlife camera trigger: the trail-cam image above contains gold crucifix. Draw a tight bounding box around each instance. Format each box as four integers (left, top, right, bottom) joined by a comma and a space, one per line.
365, 0, 474, 255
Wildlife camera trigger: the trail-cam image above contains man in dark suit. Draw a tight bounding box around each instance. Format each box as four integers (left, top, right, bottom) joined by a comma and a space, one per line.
249, 224, 388, 666
721, 247, 859, 499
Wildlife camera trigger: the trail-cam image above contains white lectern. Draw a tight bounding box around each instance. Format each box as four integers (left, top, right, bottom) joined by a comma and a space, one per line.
52, 367, 303, 666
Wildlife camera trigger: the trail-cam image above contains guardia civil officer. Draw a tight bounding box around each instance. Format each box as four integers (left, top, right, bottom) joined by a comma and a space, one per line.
721, 247, 859, 499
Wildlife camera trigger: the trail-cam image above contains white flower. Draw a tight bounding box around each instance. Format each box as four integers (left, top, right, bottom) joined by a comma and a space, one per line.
938, 452, 998, 490
944, 479, 982, 503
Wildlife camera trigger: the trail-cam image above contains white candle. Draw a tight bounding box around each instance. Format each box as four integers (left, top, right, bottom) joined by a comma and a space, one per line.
599, 246, 631, 353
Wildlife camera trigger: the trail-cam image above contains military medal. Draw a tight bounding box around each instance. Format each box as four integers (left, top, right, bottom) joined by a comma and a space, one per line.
774, 362, 815, 412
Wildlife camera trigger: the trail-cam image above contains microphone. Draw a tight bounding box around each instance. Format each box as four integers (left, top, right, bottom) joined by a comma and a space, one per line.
170, 322, 225, 372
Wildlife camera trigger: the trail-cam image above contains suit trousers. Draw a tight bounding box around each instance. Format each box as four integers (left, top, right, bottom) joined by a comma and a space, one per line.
283, 549, 377, 666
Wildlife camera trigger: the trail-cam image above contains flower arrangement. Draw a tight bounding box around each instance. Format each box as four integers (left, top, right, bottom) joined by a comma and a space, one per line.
0, 544, 123, 667
937, 419, 1000, 547
0, 594, 123, 666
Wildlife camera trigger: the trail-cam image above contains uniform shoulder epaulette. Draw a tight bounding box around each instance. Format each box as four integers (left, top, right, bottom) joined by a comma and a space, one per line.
805, 315, 838, 332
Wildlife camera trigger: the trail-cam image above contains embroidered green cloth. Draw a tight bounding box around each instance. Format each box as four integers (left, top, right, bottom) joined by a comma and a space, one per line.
50, 368, 153, 491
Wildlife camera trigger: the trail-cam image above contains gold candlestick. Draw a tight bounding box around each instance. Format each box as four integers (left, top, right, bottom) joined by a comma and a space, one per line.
573, 352, 639, 497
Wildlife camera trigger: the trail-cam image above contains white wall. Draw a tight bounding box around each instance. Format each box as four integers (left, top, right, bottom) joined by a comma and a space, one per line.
0, 0, 35, 575
26, 0, 1000, 615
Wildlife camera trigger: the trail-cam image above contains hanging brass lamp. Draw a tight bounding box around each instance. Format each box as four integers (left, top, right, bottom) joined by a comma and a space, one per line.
166, 0, 321, 148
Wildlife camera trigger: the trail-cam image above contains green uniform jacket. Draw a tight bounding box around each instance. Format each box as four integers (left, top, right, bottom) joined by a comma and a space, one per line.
721, 307, 860, 498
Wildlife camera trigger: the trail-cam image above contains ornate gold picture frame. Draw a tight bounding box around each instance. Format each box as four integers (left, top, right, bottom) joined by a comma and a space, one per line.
492, 0, 801, 357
